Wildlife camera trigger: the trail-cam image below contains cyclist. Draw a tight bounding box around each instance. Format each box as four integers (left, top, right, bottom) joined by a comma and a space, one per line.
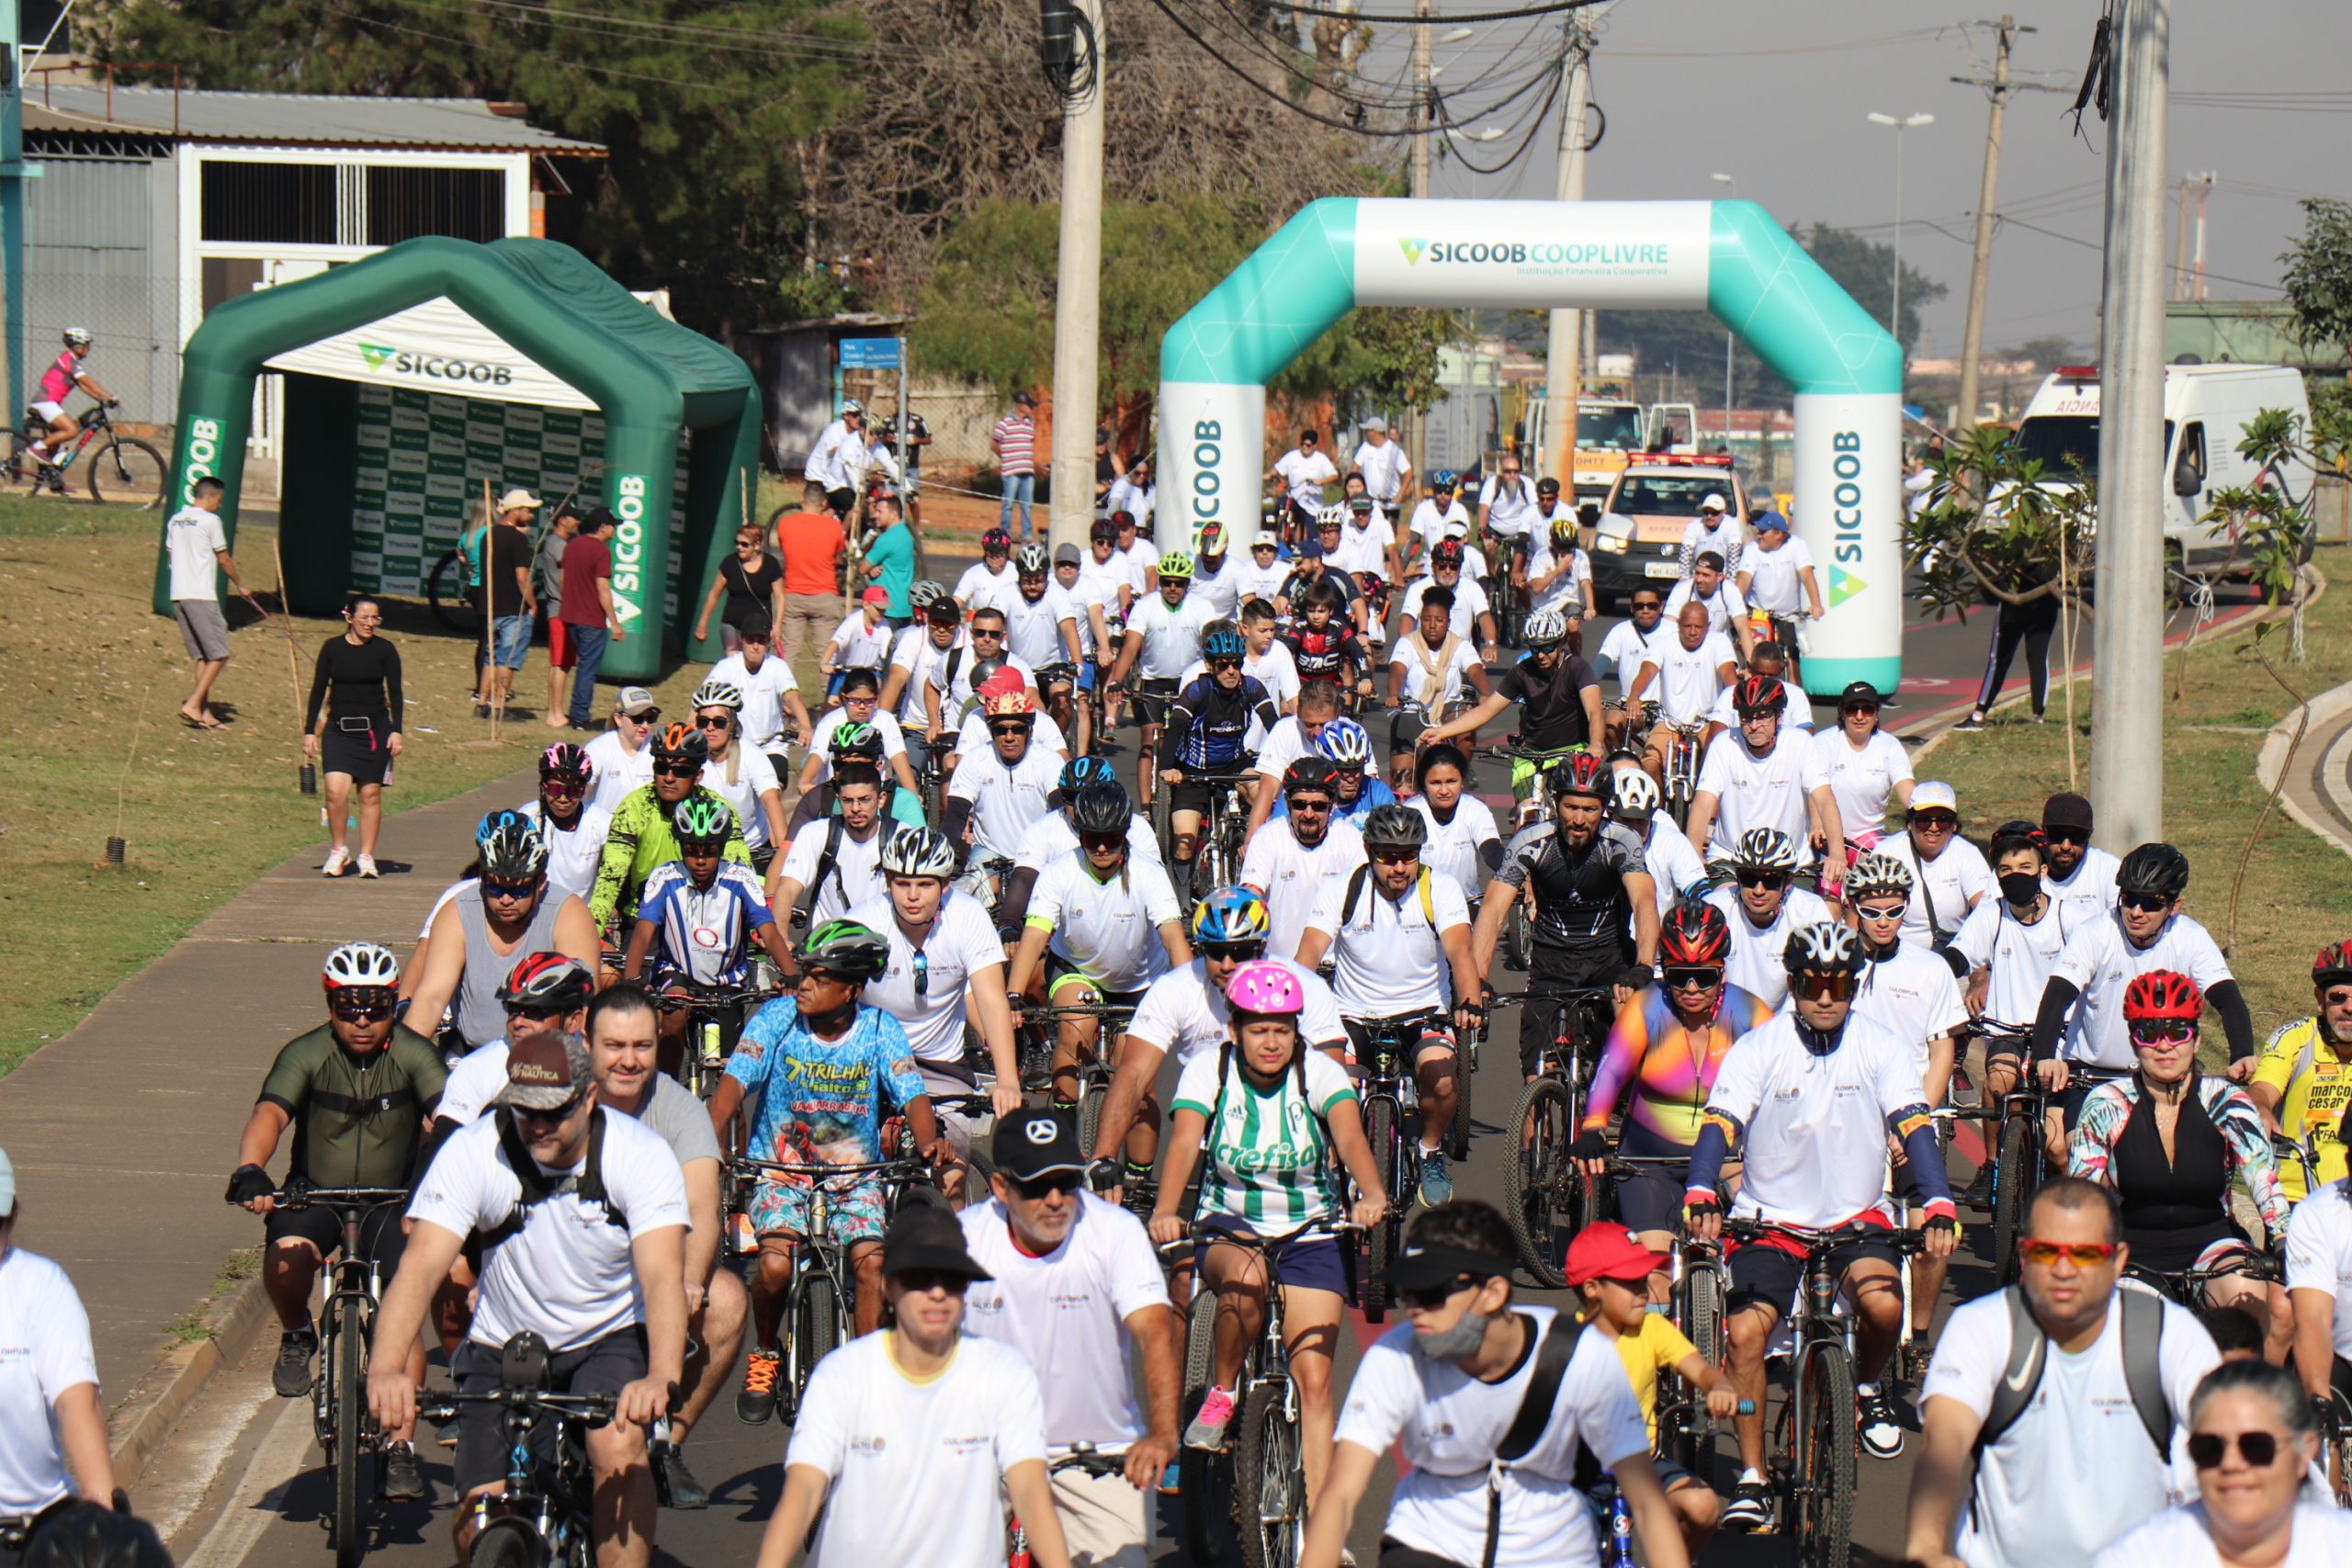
1702, 827, 1833, 1010
1284, 576, 1374, 707
1237, 597, 1302, 715
1627, 602, 1736, 794
427, 953, 596, 1131
1244, 679, 1341, 837
25, 328, 113, 469
1609, 764, 1710, 925
1385, 583, 1492, 779
1234, 531, 1290, 609
2252, 941, 2352, 1203
408, 818, 598, 1053
1239, 758, 1368, 964
1685, 922, 1959, 1521
2041, 791, 2121, 925
1084, 517, 1147, 622
1473, 752, 1660, 1082
518, 741, 610, 904
954, 527, 1020, 618
1269, 427, 1340, 537
0, 1147, 119, 1538
1526, 498, 1598, 630
227, 942, 441, 1499
926, 609, 1036, 761
943, 688, 1061, 891
947, 660, 1070, 769
1295, 716, 1402, 825
709, 919, 944, 1413
1088, 886, 1348, 1190
1052, 542, 1119, 750
787, 707, 924, 835
1701, 639, 1811, 740
1676, 492, 1745, 580
1108, 551, 1216, 807
1159, 626, 1279, 893
1736, 510, 1826, 647
1476, 452, 1538, 570
1422, 608, 1604, 814
1575, 904, 1773, 1281
1002, 758, 1162, 927
1274, 537, 1364, 636
1811, 681, 1914, 859
1663, 550, 1756, 664
879, 581, 961, 771
1002, 542, 1083, 719
1399, 538, 1498, 661
1401, 469, 1473, 577
371, 1032, 688, 1568
620, 796, 794, 1060
1295, 804, 1483, 1205
1148, 963, 1387, 1509
687, 680, 786, 875
816, 588, 894, 705
2285, 1134, 2352, 1425
1686, 673, 1844, 880
1191, 521, 1243, 621
589, 725, 752, 935
2068, 970, 2290, 1351
1007, 782, 1191, 1112
1876, 781, 1992, 953
1408, 741, 1502, 909
1305, 1200, 1688, 1568
772, 761, 890, 934
1951, 821, 2078, 1104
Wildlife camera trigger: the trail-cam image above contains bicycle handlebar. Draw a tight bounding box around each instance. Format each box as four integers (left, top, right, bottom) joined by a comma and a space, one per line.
229, 1184, 411, 1211
417, 1388, 619, 1427
729, 1156, 928, 1180
1047, 1444, 1132, 1477
1153, 1216, 1367, 1260
655, 985, 784, 1011
1722, 1217, 1931, 1257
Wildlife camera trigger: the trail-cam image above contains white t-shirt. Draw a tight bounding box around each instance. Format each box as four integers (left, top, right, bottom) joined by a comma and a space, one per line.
1705, 677, 1814, 732
1398, 575, 1490, 643
1408, 499, 1473, 547
1921, 1289, 2220, 1568
776, 816, 888, 928
1853, 943, 1970, 1071
1306, 867, 1472, 1019
1127, 593, 1218, 681
699, 747, 782, 850
0, 1248, 100, 1514
1598, 618, 1670, 699
1641, 631, 1737, 725
433, 1039, 512, 1131
787, 1332, 1049, 1568
520, 799, 613, 903
1636, 815, 1713, 922
2047, 845, 2123, 926
1813, 728, 1914, 840
1274, 447, 1340, 510
1057, 571, 1114, 659
1329, 519, 1389, 578
1693, 731, 1828, 856
1246, 639, 1302, 711
409, 1109, 689, 1353
1012, 810, 1161, 875
1704, 886, 1835, 1010
953, 560, 1021, 619
1253, 716, 1319, 785
888, 627, 959, 729
947, 744, 1061, 863
1704, 1009, 1928, 1228
961, 1195, 1170, 1451
1390, 635, 1484, 709
1335, 1307, 1648, 1568
824, 614, 895, 679
165, 505, 229, 601
1115, 540, 1159, 597
1525, 541, 1591, 618
1951, 898, 2079, 1032
1001, 584, 1080, 670
1233, 556, 1292, 607
1478, 474, 1540, 537
2285, 1179, 2352, 1359
1027, 852, 1183, 992
1184, 558, 1239, 621
1679, 516, 1748, 574
1738, 535, 1815, 615
582, 730, 654, 817
1126, 956, 1347, 1065
803, 705, 909, 788
2051, 911, 2235, 1069
1663, 574, 1748, 637
706, 650, 802, 750
1881, 831, 1997, 950
1239, 817, 1368, 963
953, 708, 1068, 763
2094, 1504, 2352, 1568
929, 648, 1038, 720
844, 892, 1007, 1064
1351, 437, 1411, 502
1410, 795, 1501, 905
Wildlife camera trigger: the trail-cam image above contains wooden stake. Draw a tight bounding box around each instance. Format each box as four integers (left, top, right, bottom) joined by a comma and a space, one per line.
484, 478, 504, 743
272, 530, 311, 786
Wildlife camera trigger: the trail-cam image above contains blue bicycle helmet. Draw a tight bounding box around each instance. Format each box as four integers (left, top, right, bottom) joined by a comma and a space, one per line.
1317, 717, 1373, 770
1204, 627, 1246, 661
1190, 886, 1271, 946
476, 807, 532, 845
1058, 756, 1116, 794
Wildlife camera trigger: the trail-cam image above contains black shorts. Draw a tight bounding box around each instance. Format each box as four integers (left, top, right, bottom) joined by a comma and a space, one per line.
1131, 676, 1181, 728
1727, 1232, 1899, 1316
1612, 1123, 1691, 1235
450, 1325, 647, 1494
824, 486, 855, 520
263, 1198, 410, 1283
1042, 953, 1148, 1010
1522, 942, 1624, 1077
1343, 1013, 1455, 1070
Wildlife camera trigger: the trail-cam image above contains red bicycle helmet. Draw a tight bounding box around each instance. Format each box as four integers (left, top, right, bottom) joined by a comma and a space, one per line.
1659, 903, 1732, 968
1430, 537, 1466, 569
1549, 751, 1611, 802
2315, 942, 2352, 987
2121, 969, 2202, 1023
1282, 757, 1343, 799
1732, 672, 1786, 717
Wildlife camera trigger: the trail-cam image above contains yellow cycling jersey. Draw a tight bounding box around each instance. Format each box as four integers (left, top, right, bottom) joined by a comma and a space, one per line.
2254, 1015, 2352, 1201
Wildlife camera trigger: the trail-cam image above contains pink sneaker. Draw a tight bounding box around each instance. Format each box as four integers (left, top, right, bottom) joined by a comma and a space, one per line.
322, 847, 351, 878
1183, 1385, 1237, 1450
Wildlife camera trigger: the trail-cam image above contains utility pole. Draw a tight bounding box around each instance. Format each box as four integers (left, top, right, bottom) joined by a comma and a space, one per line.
1953, 16, 2035, 436
1045, 0, 1105, 556
2089, 0, 2170, 850
2191, 172, 2213, 299
1541, 10, 1595, 495
1407, 0, 1433, 491
2172, 177, 2190, 300
1, 4, 42, 424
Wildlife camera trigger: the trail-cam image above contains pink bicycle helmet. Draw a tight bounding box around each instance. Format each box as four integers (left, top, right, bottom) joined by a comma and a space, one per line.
1224, 961, 1306, 1016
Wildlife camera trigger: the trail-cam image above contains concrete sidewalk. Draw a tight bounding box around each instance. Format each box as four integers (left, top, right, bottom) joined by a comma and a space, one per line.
0, 764, 537, 1444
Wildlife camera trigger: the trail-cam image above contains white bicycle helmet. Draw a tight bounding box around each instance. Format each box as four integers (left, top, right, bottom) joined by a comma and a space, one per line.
1317, 717, 1373, 770
1521, 609, 1570, 649
1784, 920, 1865, 976
322, 942, 401, 992
841, 399, 864, 417
1609, 769, 1659, 820
909, 578, 950, 611
1731, 827, 1801, 873
1844, 851, 1916, 901
879, 823, 958, 880
689, 679, 743, 712
1315, 503, 1350, 534
62, 328, 92, 349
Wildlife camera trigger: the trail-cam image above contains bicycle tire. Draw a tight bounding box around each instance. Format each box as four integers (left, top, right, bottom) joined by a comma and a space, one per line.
1677, 1263, 1724, 1473
469, 1517, 539, 1568
1576, 1163, 1610, 1235
85, 436, 166, 509
1363, 1095, 1399, 1321
791, 1271, 842, 1416
1796, 1342, 1859, 1568
1504, 1077, 1574, 1288
1232, 1381, 1304, 1568
1992, 1115, 2034, 1284
1503, 900, 1532, 973
1079, 1078, 1110, 1162
1179, 1291, 1225, 1567
427, 549, 478, 637
1446, 1040, 1473, 1162
331, 1296, 367, 1568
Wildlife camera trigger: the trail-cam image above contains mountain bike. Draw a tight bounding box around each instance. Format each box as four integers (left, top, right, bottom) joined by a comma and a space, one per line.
6, 403, 167, 507
654, 980, 782, 1100
1349, 1012, 1436, 1321
1150, 768, 1256, 892
1490, 739, 1579, 971
1657, 718, 1708, 831
1975, 1030, 2045, 1282
1491, 986, 1617, 1287
1018, 998, 1136, 1160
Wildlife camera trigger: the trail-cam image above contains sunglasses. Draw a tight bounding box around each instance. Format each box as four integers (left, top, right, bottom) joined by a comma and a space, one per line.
1792, 972, 1859, 1001
2119, 891, 2171, 913
894, 1269, 972, 1296
1010, 1171, 1083, 1200
1399, 1277, 1482, 1312
1500, 468, 1521, 476
2129, 1020, 2196, 1046
1735, 871, 1788, 890
2188, 1430, 2286, 1470
2043, 825, 2089, 844
910, 949, 929, 998
652, 762, 700, 778
481, 878, 541, 899
332, 992, 397, 1021
842, 692, 877, 705
1288, 798, 1333, 814
2018, 1237, 2118, 1268
989, 724, 1032, 739
1631, 600, 1663, 612
1080, 833, 1126, 853
1208, 658, 1241, 671
1913, 815, 1958, 831
695, 714, 732, 729
971, 627, 1004, 638
1854, 902, 1908, 923
514, 1094, 585, 1126
1253, 544, 1278, 554
1662, 966, 1722, 990
1204, 943, 1267, 964
1370, 846, 1419, 865
620, 710, 659, 726
540, 777, 584, 798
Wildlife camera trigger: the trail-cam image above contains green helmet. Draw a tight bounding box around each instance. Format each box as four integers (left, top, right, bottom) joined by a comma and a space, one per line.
672, 795, 732, 847
797, 919, 891, 983
1157, 550, 1194, 580
828, 719, 885, 761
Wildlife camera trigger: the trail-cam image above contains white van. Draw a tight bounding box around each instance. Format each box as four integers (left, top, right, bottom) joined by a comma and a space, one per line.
2011, 363, 2313, 569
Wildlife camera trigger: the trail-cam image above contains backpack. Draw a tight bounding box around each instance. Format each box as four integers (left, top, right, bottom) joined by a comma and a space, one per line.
1340, 863, 1437, 931
1975, 1283, 2169, 1457
795, 814, 851, 931
478, 1105, 628, 1252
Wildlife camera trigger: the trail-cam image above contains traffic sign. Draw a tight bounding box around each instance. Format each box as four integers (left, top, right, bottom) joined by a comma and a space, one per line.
840, 337, 902, 369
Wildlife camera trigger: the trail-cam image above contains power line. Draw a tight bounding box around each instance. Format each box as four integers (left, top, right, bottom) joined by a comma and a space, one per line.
1249, 0, 1609, 24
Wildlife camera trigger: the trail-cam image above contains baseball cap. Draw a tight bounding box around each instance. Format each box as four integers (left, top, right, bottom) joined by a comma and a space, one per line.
1564, 1224, 1655, 1287
880, 1202, 993, 1280
991, 1108, 1085, 1180
1700, 492, 1727, 513
1911, 781, 1960, 815
614, 686, 659, 717
580, 505, 616, 531
1753, 510, 1790, 536
2043, 791, 2095, 832
1838, 681, 1882, 711
498, 488, 545, 512
0, 1147, 15, 1215
1381, 1234, 1516, 1292
492, 1032, 591, 1111
860, 584, 889, 604
1054, 542, 1081, 566
1295, 535, 1324, 559
1363, 415, 1390, 434
1013, 390, 1037, 408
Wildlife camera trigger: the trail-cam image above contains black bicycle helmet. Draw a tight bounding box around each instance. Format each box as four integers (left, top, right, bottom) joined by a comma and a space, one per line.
2117, 841, 2190, 900
496, 953, 594, 1014
1069, 783, 1134, 838
797, 919, 891, 982
1361, 802, 1428, 850
478, 818, 549, 881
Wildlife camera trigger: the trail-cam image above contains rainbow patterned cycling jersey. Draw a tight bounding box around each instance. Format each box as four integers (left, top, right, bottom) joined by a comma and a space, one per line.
1580, 980, 1775, 1145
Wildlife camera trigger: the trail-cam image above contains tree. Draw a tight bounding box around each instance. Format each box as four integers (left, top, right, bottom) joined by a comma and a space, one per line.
2280, 198, 2352, 370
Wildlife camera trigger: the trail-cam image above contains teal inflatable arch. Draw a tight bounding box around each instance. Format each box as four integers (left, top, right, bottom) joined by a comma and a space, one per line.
1160, 198, 1904, 696
153, 236, 762, 682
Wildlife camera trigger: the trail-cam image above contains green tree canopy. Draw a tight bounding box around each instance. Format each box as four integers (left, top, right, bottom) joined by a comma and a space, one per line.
2281, 197, 2352, 369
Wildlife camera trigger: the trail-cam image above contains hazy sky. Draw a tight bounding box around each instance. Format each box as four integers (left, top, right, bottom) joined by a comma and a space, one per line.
1343, 0, 2344, 358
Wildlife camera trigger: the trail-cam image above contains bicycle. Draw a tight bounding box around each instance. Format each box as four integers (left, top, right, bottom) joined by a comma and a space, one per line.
1348, 1012, 1442, 1321
1657, 718, 1708, 832
5, 402, 166, 507
1007, 1446, 1129, 1568
1152, 769, 1257, 894
1973, 1028, 2046, 1282
1747, 607, 1815, 684
1488, 986, 1618, 1287
1035, 660, 1080, 744
425, 547, 479, 636
2124, 1246, 2281, 1312
652, 980, 782, 1100
224, 1182, 410, 1568
1489, 739, 1580, 972
1015, 998, 1137, 1160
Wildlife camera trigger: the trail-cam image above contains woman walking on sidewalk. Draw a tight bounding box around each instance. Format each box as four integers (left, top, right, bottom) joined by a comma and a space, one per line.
306, 594, 404, 878
1956, 567, 2058, 732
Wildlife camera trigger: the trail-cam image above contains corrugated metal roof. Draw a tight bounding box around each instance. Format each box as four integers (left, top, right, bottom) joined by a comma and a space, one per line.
21, 84, 606, 153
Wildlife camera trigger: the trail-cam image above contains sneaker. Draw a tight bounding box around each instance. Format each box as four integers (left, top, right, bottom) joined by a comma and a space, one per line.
356, 854, 380, 880
1957, 1166, 1993, 1209
321, 847, 351, 878
1951, 712, 1987, 733
736, 1348, 782, 1425
273, 1327, 317, 1397
658, 1444, 710, 1510
1418, 1146, 1453, 1207
1858, 1384, 1905, 1459
379, 1442, 426, 1503
1183, 1385, 1237, 1450
1721, 1478, 1772, 1532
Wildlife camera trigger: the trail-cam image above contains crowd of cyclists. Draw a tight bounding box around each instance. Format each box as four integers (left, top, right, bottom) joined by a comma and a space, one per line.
10, 423, 2352, 1568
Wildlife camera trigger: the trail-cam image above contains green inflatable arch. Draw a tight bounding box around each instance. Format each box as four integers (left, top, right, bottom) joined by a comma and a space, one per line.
152, 235, 761, 682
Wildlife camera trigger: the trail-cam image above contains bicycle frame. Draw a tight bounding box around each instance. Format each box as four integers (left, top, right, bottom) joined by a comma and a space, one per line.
658, 982, 780, 1099
731, 1156, 922, 1404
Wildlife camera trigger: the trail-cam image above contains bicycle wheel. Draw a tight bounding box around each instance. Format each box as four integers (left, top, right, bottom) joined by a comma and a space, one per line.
1179, 1293, 1226, 1566
1992, 1116, 2034, 1284
331, 1296, 368, 1568
1446, 1038, 1473, 1162
1795, 1342, 1859, 1568
1232, 1381, 1304, 1568
85, 436, 166, 509
1504, 1077, 1574, 1288
1078, 1076, 1109, 1160
1576, 1163, 1611, 1235
1677, 1264, 1724, 1473
1503, 900, 1531, 973
1362, 1095, 1398, 1321
427, 550, 479, 637
469, 1518, 538, 1568
791, 1271, 842, 1416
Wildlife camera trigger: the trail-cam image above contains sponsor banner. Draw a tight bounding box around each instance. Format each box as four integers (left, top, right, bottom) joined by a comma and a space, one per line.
1352, 199, 1711, 310
1158, 381, 1269, 550
265, 294, 598, 409
1790, 391, 1903, 696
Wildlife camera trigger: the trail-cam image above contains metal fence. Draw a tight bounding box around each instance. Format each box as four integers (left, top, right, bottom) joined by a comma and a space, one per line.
13, 152, 181, 429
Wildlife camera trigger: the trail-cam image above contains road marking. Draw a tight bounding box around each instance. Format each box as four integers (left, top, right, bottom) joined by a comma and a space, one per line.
178, 1393, 313, 1568
141, 1379, 275, 1542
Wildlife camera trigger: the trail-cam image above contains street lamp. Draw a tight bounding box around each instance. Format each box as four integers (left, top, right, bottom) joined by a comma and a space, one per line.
1865, 112, 1935, 347
1711, 173, 1737, 446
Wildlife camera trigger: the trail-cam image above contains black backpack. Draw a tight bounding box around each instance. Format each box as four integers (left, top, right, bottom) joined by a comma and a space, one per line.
478, 1105, 628, 1252
1975, 1283, 2170, 1456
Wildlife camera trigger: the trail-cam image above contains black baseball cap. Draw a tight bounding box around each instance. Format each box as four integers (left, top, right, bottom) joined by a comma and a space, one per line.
1838, 681, 1883, 711
991, 1108, 1085, 1180
880, 1202, 993, 1280
580, 506, 617, 532
2043, 791, 2095, 832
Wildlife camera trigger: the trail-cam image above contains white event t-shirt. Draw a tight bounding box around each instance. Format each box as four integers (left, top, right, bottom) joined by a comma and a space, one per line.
1305, 867, 1471, 1019
1409, 795, 1501, 905
1852, 943, 1970, 1071
1026, 852, 1183, 993
1598, 618, 1670, 700
1951, 898, 2080, 1032
1880, 830, 1996, 950
1739, 535, 1815, 615
2284, 1179, 2352, 1359
1239, 817, 1368, 964
844, 891, 1007, 1064
1703, 1009, 1926, 1228
2093, 1504, 2352, 1568
2050, 910, 2235, 1070
1125, 957, 1346, 1065
0, 1248, 100, 1514
1641, 631, 1736, 725
582, 730, 654, 817
1693, 731, 1828, 857
1812, 728, 1914, 840
775, 816, 888, 928
706, 650, 803, 750
947, 745, 1062, 863
1703, 885, 1834, 1010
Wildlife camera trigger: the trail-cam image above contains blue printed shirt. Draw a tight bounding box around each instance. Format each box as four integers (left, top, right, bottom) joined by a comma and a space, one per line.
725, 998, 925, 1168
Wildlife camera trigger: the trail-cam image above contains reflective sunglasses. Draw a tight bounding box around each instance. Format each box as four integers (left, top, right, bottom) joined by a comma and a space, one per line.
2188, 1430, 2284, 1470
910, 949, 929, 998
1661, 966, 1722, 990
1080, 832, 1126, 853
1369, 846, 1419, 865
2018, 1238, 2118, 1268
2128, 1019, 2196, 1046
540, 776, 585, 799
331, 991, 398, 1021
2118, 890, 2172, 914
1735, 870, 1788, 890
1203, 942, 1267, 964
651, 761, 700, 778
481, 878, 541, 899
893, 1269, 972, 1296
1792, 971, 1859, 1001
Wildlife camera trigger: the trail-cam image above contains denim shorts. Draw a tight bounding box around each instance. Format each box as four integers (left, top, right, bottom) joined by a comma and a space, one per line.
491, 613, 532, 669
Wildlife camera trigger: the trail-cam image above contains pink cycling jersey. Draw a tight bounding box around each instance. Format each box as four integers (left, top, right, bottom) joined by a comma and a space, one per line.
39, 350, 82, 404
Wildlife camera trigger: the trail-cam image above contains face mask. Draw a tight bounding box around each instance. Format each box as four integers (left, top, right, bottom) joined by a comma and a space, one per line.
1999, 871, 2043, 907
1412, 1307, 1494, 1362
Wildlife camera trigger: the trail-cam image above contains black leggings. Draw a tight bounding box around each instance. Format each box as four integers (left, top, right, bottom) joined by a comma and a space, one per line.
1973, 594, 2059, 714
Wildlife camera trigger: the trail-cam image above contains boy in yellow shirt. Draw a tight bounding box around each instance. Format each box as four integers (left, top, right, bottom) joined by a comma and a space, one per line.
1566, 1224, 1739, 1559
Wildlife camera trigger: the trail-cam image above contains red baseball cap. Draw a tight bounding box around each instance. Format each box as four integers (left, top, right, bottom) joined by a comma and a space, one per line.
860, 585, 889, 604
1563, 1224, 1654, 1287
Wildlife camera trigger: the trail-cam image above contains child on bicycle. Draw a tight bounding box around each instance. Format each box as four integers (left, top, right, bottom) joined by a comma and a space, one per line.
707, 919, 947, 1424
620, 796, 794, 1065
1148, 963, 1386, 1507
27, 327, 113, 468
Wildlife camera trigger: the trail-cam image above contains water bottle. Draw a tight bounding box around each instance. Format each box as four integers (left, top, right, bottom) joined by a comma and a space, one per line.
1609, 1486, 1634, 1568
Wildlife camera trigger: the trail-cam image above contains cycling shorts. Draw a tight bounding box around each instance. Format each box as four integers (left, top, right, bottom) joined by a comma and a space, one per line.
1130, 676, 1181, 728
1194, 1213, 1351, 1301
1727, 1231, 1898, 1316
1342, 1013, 1455, 1069
450, 1326, 646, 1494
28, 400, 63, 423
1167, 761, 1246, 821
1043, 953, 1148, 1011
264, 1199, 409, 1281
